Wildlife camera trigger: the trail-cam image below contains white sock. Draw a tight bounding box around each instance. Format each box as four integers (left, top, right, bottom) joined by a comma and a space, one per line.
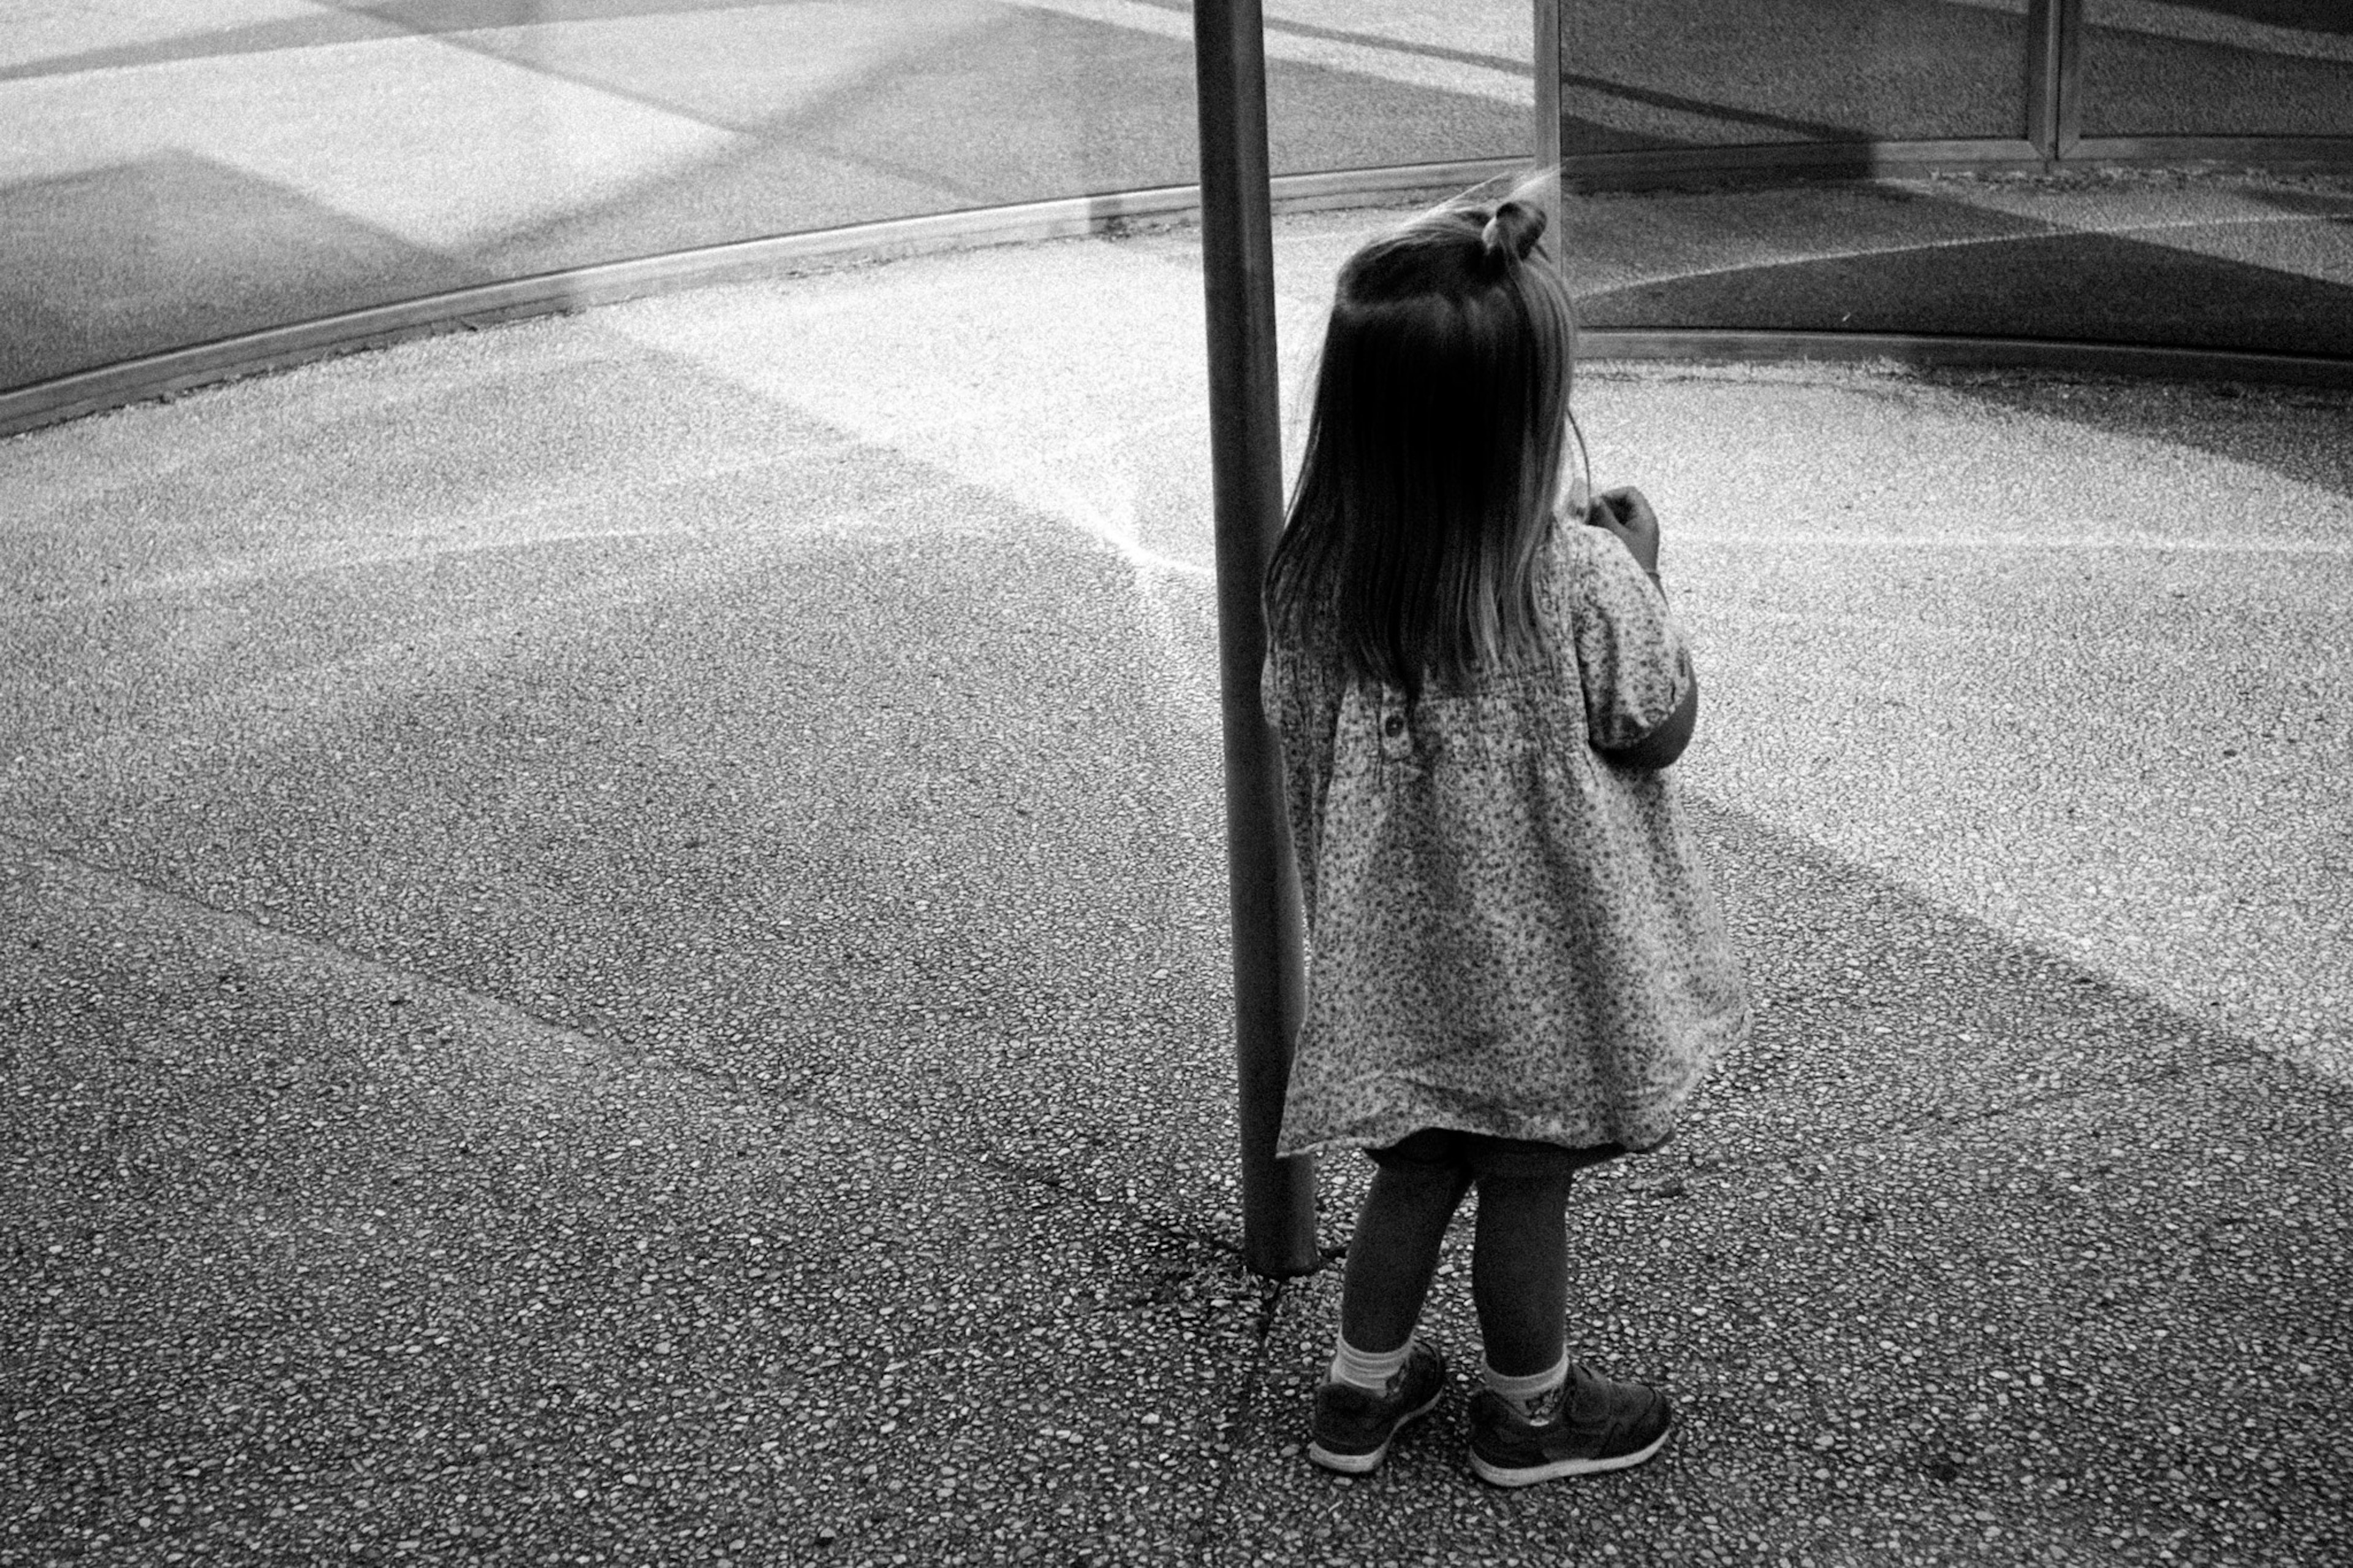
1328, 1332, 1413, 1392
1483, 1355, 1567, 1415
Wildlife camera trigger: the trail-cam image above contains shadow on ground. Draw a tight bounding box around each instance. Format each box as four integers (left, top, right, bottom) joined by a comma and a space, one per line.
4, 497, 2347, 1561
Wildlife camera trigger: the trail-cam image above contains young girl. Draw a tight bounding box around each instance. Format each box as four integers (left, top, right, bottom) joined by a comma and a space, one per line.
1261, 194, 1750, 1487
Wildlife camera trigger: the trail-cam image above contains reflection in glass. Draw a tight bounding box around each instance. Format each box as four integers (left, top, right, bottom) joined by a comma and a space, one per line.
2082, 0, 2353, 138
1560, 0, 2034, 153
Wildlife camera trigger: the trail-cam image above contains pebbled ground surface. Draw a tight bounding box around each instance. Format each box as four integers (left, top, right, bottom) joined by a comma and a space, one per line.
3, 205, 2351, 1566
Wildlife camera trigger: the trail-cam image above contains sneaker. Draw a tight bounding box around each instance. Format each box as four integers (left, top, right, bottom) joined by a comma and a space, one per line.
1306, 1340, 1447, 1474
1467, 1363, 1673, 1486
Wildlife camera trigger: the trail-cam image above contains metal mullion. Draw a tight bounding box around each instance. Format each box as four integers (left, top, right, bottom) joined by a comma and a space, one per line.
2026, 0, 2057, 160
1533, 0, 1563, 245
2027, 0, 2083, 164
2054, 0, 2084, 159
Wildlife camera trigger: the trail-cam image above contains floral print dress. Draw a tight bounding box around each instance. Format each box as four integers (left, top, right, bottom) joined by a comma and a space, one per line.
1263, 521, 1751, 1158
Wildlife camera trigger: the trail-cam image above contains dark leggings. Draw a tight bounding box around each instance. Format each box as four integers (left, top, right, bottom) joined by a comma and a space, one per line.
1339, 1129, 1617, 1378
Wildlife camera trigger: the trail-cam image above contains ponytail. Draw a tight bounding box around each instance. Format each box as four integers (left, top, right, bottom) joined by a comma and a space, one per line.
1479, 200, 1548, 270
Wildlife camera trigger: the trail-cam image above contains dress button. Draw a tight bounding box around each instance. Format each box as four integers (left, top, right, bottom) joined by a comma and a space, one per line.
1382, 714, 1406, 738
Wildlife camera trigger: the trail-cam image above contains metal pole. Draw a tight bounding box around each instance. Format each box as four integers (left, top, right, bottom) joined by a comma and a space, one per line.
1192, 0, 1318, 1279
1533, 0, 1563, 241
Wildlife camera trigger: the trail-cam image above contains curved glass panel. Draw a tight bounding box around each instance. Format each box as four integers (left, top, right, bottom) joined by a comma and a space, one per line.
2082, 1, 2353, 138
1262, 1, 1531, 172
1547, 1, 2353, 362
1560, 0, 2034, 152
3, 0, 2351, 410
0, 1, 1528, 395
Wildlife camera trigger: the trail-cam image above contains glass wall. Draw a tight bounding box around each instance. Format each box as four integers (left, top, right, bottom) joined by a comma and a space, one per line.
0, 1, 1532, 400
1560, 0, 2037, 153
1548, 0, 2353, 364
2, 0, 2349, 419
2081, 0, 2353, 139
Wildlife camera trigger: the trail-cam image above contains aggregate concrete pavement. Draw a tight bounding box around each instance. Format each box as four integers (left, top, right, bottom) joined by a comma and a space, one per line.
4, 205, 2352, 1566
6, 835, 1257, 1566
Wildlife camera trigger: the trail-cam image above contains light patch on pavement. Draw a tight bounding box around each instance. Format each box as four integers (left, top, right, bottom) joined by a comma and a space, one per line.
0, 31, 741, 252
443, 1, 1009, 137
998, 0, 1533, 106
1579, 369, 2353, 1086
601, 237, 1305, 721
603, 240, 1241, 581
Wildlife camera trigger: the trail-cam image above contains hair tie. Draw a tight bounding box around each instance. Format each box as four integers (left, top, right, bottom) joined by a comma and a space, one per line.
1480, 200, 1548, 265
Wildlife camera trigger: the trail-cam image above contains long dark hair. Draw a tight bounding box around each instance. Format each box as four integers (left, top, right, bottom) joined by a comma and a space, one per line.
1265, 193, 1576, 697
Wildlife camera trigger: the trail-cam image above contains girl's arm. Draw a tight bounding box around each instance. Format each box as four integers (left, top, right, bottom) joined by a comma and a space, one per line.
1558, 504, 1700, 770
1583, 487, 1696, 769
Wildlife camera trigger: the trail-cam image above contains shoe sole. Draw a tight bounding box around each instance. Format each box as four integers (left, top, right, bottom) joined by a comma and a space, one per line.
1305, 1385, 1445, 1475
1468, 1422, 1672, 1487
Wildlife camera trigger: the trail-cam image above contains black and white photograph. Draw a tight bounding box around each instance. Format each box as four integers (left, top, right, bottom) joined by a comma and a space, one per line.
3, 3, 2349, 1565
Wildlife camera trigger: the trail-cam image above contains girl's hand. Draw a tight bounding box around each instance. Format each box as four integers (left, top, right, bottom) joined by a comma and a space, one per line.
1586, 485, 1661, 578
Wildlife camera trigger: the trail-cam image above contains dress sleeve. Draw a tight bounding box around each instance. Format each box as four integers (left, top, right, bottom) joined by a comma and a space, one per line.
1554, 523, 1695, 752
